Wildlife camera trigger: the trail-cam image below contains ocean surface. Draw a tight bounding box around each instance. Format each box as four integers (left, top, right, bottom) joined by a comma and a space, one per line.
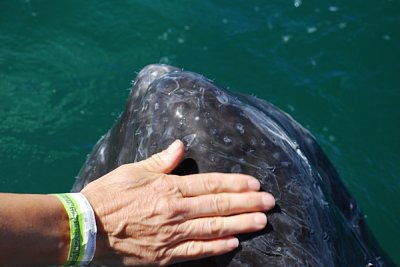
0, 0, 399, 265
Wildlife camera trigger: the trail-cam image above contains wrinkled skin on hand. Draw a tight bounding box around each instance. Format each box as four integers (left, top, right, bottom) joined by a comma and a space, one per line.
81, 140, 275, 266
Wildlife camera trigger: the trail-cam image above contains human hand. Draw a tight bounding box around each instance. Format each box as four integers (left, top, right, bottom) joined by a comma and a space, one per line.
81, 140, 275, 266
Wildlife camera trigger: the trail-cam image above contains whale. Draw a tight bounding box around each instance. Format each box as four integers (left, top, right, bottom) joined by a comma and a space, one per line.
72, 64, 394, 267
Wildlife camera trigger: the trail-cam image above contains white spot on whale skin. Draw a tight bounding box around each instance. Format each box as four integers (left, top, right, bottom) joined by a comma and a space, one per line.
281, 161, 291, 168
236, 123, 245, 134
145, 124, 153, 136
141, 101, 149, 112
242, 104, 313, 174
164, 77, 180, 95
216, 92, 229, 105
209, 128, 217, 135
175, 105, 184, 119
273, 152, 280, 160
250, 138, 257, 146
137, 139, 145, 159
177, 119, 186, 129
245, 147, 255, 154
98, 145, 106, 163
209, 154, 217, 162
182, 134, 196, 148
223, 136, 232, 144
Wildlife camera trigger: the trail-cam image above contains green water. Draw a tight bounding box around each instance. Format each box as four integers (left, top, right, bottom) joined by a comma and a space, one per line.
1, 0, 399, 265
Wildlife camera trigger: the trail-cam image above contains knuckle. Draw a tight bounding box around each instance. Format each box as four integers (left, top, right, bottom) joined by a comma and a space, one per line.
139, 152, 165, 172
186, 241, 203, 257
214, 194, 229, 214
159, 224, 180, 243
159, 257, 171, 267
246, 194, 260, 208
253, 193, 266, 210
203, 175, 220, 192
154, 200, 167, 215
146, 154, 163, 169
178, 178, 192, 196
155, 248, 171, 266
163, 199, 187, 218
152, 175, 180, 195
168, 175, 181, 190
153, 175, 170, 188
154, 198, 169, 213
206, 218, 224, 236
151, 153, 164, 165
172, 223, 186, 240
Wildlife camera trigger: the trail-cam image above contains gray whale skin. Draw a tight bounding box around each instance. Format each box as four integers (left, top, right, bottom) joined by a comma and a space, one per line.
72, 64, 394, 267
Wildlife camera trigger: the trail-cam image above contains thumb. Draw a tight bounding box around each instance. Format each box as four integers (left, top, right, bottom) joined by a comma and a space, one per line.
137, 139, 185, 173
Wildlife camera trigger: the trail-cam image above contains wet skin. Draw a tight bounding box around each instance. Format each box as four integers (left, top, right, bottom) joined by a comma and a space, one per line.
73, 64, 394, 267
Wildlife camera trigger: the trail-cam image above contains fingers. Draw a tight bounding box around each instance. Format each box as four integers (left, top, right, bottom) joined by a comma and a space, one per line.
136, 140, 184, 173
167, 237, 239, 264
172, 212, 267, 243
165, 213, 269, 264
171, 173, 261, 197
180, 192, 275, 219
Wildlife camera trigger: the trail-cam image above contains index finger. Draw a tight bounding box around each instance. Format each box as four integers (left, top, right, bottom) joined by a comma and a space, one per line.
170, 173, 261, 197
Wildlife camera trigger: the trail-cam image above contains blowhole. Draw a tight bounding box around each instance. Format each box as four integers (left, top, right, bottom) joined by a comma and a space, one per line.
171, 158, 199, 175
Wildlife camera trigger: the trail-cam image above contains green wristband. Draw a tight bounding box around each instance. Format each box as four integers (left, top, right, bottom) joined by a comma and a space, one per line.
53, 193, 97, 266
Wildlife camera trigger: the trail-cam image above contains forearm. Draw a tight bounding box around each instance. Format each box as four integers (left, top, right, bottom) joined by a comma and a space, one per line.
0, 193, 70, 267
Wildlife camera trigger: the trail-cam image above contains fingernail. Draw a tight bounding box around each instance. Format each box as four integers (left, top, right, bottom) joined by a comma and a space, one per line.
247, 179, 260, 191
262, 194, 275, 209
254, 213, 267, 227
167, 140, 182, 154
227, 238, 239, 249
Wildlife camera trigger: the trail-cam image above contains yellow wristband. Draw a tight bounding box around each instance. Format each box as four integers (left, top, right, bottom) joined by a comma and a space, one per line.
53, 193, 97, 266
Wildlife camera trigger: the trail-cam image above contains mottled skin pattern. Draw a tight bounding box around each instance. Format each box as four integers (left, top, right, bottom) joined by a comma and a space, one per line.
72, 65, 394, 267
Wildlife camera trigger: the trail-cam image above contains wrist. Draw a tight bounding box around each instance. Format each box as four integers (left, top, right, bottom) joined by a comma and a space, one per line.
47, 194, 71, 265
52, 193, 97, 266
80, 190, 109, 265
